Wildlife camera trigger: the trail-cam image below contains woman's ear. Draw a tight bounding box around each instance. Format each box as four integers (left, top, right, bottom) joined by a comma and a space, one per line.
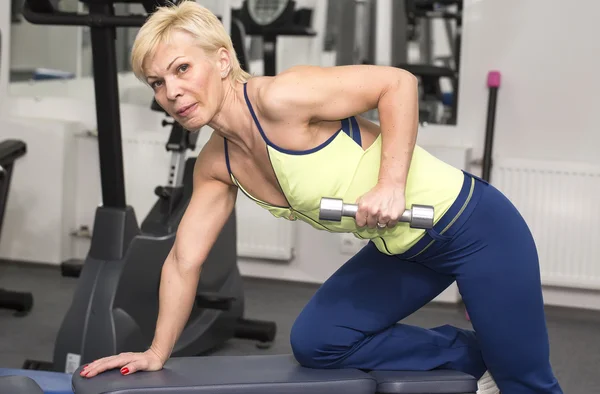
216, 47, 232, 78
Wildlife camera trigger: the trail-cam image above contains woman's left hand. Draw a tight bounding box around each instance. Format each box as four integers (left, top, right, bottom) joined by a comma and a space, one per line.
355, 182, 406, 229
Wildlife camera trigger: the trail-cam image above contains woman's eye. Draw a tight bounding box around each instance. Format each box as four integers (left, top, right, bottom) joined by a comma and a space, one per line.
178, 64, 189, 73
151, 81, 162, 89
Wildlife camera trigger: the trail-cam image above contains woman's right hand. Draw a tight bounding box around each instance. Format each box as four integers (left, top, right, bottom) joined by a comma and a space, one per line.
79, 348, 166, 378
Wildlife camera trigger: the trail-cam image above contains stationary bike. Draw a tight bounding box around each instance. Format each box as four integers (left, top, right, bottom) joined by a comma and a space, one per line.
22, 0, 276, 374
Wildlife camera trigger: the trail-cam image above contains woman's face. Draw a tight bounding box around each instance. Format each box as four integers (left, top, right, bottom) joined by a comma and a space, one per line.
144, 30, 227, 131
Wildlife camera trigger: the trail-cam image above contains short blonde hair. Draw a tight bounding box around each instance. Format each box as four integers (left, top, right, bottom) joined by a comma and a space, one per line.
130, 0, 251, 85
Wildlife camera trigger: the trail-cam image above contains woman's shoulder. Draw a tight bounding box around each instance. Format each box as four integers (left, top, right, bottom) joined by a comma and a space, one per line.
249, 65, 321, 122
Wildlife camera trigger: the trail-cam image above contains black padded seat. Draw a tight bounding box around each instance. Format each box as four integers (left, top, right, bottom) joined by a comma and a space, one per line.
72, 354, 478, 394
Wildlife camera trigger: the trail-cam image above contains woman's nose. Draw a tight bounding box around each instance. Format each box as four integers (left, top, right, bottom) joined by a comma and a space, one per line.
166, 80, 183, 100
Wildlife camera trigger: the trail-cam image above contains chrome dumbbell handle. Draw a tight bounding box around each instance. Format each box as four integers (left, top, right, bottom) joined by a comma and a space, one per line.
319, 197, 435, 229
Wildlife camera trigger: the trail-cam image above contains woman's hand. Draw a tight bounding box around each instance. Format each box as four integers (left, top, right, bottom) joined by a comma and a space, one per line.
355, 182, 406, 229
79, 348, 166, 378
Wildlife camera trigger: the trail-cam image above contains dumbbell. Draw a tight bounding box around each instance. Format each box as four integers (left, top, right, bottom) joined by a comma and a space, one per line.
319, 197, 435, 229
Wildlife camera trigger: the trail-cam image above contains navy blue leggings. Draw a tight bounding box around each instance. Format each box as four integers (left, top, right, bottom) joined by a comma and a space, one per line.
290, 173, 563, 393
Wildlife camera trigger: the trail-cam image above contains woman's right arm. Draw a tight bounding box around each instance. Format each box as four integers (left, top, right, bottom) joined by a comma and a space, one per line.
149, 136, 237, 365
80, 134, 236, 378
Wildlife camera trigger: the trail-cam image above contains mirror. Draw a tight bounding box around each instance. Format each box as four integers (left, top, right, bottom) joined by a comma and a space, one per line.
8, 0, 145, 103
325, 0, 463, 126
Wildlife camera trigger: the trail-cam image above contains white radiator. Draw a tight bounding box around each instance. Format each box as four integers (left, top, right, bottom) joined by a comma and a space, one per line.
234, 193, 295, 261
491, 158, 600, 290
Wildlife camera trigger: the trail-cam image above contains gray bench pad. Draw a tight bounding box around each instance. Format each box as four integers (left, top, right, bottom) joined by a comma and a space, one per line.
72, 354, 477, 394
369, 370, 477, 393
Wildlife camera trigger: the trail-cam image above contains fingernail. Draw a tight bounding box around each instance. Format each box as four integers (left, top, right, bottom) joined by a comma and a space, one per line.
121, 367, 129, 375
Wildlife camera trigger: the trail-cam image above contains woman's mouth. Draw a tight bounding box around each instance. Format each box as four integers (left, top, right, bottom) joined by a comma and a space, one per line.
177, 103, 197, 117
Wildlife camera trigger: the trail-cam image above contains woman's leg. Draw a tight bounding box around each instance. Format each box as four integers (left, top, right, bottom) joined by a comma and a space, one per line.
437, 181, 563, 393
290, 242, 487, 378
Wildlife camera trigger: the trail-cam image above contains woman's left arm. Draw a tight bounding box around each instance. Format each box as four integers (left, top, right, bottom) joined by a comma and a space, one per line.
262, 65, 419, 229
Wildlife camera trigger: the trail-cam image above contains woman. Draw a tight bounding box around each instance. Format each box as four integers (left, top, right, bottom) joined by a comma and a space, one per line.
78, 2, 562, 393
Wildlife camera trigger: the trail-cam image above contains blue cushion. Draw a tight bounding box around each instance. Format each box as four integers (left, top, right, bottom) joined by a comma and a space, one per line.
0, 368, 73, 394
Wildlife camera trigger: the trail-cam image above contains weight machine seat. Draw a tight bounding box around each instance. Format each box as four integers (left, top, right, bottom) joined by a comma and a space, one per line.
72, 354, 477, 394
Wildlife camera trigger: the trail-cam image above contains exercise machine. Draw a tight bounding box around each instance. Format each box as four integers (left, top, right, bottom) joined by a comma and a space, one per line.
0, 139, 33, 316
21, 0, 276, 375
397, 0, 463, 124
232, 0, 316, 76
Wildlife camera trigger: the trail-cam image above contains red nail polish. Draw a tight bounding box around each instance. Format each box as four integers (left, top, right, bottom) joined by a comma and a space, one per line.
121, 367, 129, 375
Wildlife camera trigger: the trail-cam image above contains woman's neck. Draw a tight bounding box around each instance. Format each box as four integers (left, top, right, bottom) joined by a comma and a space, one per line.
208, 79, 256, 154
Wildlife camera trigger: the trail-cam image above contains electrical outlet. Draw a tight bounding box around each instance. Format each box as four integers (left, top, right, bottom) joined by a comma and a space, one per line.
339, 233, 368, 255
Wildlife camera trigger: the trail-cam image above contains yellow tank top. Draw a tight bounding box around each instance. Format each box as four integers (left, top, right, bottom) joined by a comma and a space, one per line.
224, 83, 465, 255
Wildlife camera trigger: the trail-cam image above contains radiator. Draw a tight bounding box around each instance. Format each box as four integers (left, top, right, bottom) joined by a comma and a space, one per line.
234, 192, 295, 261
491, 158, 600, 290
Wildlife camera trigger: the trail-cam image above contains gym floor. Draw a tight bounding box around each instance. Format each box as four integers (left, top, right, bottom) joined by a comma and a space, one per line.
1, 262, 599, 393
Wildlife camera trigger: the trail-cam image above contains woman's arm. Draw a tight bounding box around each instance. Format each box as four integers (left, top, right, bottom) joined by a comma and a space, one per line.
260, 65, 419, 228
151, 135, 237, 362
80, 134, 237, 378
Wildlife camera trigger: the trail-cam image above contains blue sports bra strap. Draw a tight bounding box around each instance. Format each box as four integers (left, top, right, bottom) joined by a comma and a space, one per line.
243, 83, 270, 144
349, 116, 362, 147
341, 118, 351, 137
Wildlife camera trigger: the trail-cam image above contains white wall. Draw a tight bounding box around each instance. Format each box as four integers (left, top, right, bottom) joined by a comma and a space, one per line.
418, 0, 600, 166
0, 117, 82, 264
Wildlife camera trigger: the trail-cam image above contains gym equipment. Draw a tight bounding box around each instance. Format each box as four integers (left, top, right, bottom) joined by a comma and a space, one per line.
70, 354, 478, 393
0, 139, 33, 316
319, 197, 435, 229
481, 70, 502, 182
21, 0, 276, 374
399, 0, 463, 124
232, 0, 316, 76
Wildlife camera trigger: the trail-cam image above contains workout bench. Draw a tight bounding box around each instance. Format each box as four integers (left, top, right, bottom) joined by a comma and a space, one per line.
70, 354, 477, 394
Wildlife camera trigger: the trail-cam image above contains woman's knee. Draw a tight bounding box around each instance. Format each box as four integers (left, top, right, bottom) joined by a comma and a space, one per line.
290, 313, 359, 369
289, 314, 329, 368
289, 318, 316, 367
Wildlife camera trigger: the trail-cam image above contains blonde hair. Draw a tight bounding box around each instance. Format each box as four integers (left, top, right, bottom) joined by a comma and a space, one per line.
130, 0, 252, 85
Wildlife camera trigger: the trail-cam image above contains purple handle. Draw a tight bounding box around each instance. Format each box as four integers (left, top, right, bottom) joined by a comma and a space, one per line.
487, 71, 501, 88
